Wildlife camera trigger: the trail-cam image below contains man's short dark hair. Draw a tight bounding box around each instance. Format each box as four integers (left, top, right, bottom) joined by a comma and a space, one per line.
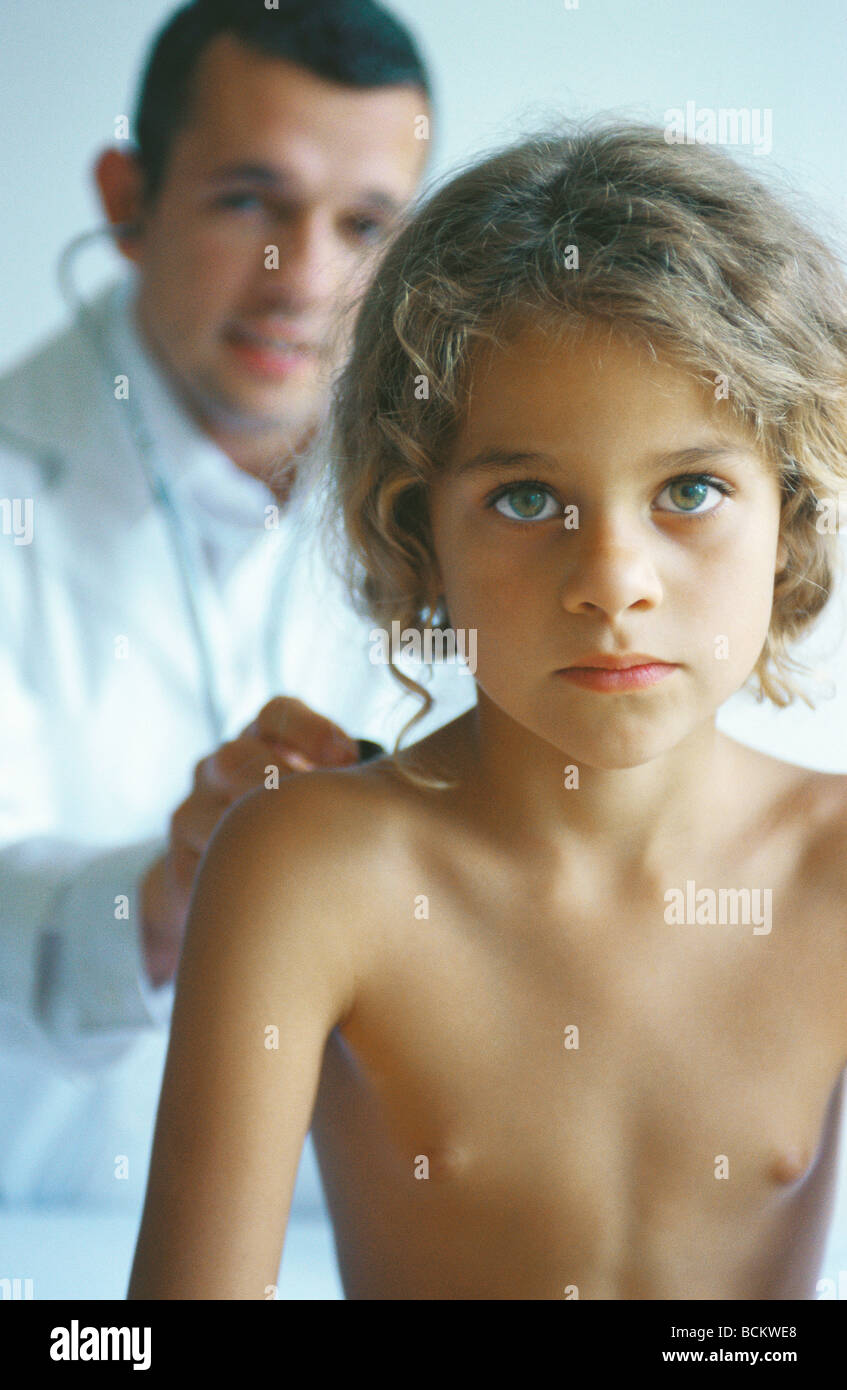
134, 0, 432, 200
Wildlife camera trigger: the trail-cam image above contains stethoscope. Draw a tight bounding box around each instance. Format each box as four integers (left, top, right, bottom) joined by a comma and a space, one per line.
50, 223, 287, 747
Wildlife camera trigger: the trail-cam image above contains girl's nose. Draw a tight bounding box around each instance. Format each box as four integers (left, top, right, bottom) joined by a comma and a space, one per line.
558, 525, 663, 620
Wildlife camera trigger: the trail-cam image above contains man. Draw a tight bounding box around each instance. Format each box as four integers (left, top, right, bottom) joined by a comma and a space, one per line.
0, 0, 473, 1217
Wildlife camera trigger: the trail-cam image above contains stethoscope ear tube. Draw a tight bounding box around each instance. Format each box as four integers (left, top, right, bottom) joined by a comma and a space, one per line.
57, 226, 229, 745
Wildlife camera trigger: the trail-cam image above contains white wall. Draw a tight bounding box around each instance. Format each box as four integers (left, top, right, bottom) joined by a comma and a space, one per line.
2, 0, 846, 368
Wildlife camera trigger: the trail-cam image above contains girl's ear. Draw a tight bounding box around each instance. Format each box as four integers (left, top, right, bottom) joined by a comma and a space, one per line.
420, 572, 445, 628
425, 557, 445, 612
775, 535, 789, 575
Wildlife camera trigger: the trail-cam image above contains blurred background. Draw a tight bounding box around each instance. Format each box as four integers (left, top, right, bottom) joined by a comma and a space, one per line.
2, 0, 847, 1298
3, 0, 846, 371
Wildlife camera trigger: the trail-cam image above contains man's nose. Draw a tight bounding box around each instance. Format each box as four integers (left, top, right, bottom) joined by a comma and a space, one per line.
263, 210, 345, 309
558, 515, 664, 619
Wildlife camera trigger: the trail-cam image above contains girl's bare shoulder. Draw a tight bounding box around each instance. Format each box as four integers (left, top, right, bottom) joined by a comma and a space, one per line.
788, 764, 847, 893
219, 756, 439, 895
189, 762, 435, 1026
718, 735, 847, 889
732, 740, 847, 904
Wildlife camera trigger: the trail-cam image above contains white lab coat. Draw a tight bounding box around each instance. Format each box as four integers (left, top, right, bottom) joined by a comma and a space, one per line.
0, 276, 476, 1211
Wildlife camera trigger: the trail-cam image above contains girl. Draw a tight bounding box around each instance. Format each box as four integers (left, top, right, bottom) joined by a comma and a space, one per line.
129, 121, 847, 1299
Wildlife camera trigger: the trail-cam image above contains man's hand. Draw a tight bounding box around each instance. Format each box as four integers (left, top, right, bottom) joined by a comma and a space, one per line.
139, 697, 359, 987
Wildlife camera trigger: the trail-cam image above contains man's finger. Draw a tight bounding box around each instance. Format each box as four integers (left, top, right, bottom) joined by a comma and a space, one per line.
171, 798, 225, 856
196, 736, 276, 797
201, 736, 322, 799
245, 696, 358, 765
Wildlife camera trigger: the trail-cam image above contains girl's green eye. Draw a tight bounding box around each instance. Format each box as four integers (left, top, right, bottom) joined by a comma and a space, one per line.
668, 479, 709, 511
656, 475, 729, 516
489, 472, 730, 523
492, 484, 558, 521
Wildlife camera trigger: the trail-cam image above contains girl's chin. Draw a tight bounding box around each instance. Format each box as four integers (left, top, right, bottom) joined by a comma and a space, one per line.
527, 720, 690, 771
476, 684, 712, 769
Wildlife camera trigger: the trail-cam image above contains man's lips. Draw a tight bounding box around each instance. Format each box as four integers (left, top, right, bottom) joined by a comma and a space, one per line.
228, 323, 319, 353
225, 324, 318, 379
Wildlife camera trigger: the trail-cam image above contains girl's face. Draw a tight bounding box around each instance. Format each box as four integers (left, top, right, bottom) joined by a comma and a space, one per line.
428, 321, 786, 769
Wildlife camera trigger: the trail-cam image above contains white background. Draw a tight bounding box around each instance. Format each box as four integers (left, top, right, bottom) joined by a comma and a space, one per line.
2, 0, 846, 369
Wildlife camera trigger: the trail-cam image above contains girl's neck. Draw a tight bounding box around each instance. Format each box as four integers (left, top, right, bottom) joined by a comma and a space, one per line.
447, 693, 736, 886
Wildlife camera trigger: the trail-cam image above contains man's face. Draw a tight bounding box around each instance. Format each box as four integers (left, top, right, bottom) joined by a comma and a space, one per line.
128, 37, 428, 466
429, 321, 786, 771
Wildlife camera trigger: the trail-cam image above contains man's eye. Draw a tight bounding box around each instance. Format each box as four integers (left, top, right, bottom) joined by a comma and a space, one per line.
345, 215, 387, 243
490, 483, 560, 522
216, 192, 264, 212
655, 474, 732, 517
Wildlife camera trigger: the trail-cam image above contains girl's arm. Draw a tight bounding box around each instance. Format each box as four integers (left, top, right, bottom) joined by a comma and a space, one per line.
127, 781, 361, 1299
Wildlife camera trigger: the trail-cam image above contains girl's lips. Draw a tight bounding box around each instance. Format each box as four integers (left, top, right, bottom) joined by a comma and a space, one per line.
557, 662, 678, 691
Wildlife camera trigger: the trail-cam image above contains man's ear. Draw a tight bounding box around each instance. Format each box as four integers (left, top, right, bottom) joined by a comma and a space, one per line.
93, 148, 147, 264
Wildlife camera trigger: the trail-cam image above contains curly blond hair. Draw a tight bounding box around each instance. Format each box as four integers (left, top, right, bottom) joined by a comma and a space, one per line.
323, 119, 847, 758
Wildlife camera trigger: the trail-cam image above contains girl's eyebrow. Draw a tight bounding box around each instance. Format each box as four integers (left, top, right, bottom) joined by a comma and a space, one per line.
453, 440, 756, 477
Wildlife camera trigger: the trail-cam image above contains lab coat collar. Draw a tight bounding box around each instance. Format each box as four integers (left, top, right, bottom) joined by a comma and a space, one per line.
102, 275, 258, 520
